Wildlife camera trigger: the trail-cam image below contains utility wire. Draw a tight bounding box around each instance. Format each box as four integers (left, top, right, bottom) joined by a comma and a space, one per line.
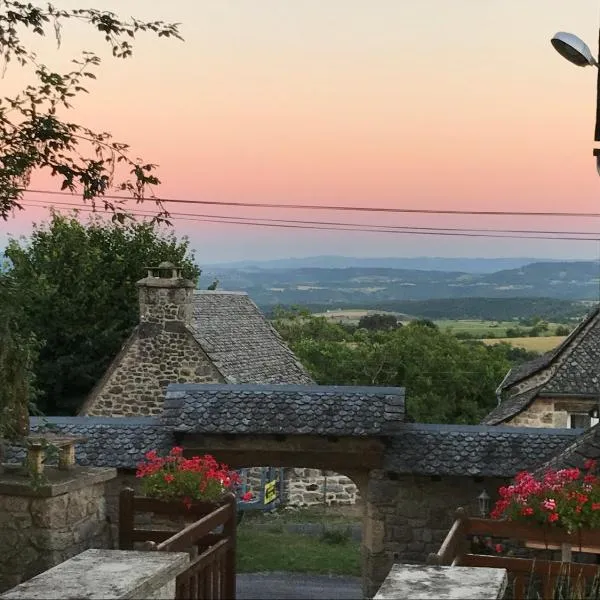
19, 201, 600, 242
20, 188, 600, 218
18, 200, 600, 240
21, 198, 600, 238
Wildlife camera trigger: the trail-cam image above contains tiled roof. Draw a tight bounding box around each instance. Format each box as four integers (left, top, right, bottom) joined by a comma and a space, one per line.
384, 423, 579, 477
481, 385, 544, 425
4, 416, 580, 477
4, 417, 173, 469
538, 423, 600, 473
161, 384, 405, 436
483, 306, 600, 424
499, 306, 599, 392
191, 291, 314, 385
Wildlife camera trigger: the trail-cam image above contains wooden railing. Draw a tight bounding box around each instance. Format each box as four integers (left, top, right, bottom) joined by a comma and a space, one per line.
119, 488, 236, 600
428, 508, 600, 599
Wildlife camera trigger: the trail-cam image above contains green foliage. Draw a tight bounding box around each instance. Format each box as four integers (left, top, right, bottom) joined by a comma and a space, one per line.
0, 270, 38, 443
274, 310, 518, 424
0, 1, 182, 220
555, 325, 571, 336
357, 313, 399, 331
3, 212, 199, 415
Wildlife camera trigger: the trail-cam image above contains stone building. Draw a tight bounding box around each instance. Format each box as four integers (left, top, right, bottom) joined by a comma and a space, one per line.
80, 262, 357, 505
483, 305, 600, 428
80, 262, 314, 417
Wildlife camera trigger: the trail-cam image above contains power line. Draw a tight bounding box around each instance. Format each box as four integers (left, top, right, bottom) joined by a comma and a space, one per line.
19, 201, 600, 242
20, 188, 600, 218
21, 197, 600, 238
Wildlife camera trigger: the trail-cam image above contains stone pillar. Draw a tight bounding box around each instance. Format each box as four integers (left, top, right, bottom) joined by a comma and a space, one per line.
0, 466, 117, 592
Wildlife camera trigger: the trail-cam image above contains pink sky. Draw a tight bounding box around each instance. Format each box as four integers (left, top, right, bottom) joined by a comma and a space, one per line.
4, 0, 600, 261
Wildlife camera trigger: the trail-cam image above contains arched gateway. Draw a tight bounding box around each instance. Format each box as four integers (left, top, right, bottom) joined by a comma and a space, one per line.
24, 383, 578, 597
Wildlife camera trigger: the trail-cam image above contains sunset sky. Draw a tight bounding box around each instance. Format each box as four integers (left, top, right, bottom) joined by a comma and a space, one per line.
4, 0, 600, 262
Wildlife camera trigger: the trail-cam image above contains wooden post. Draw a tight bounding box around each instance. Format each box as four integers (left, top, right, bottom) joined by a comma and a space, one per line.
119, 488, 135, 550
561, 542, 572, 563
223, 493, 237, 600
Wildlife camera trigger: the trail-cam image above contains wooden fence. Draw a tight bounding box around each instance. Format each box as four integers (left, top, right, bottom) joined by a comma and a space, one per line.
428, 508, 600, 599
119, 488, 236, 600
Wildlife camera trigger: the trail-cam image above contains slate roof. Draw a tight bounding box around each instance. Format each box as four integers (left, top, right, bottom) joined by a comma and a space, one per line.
384, 423, 579, 477
499, 307, 599, 391
483, 306, 600, 424
191, 291, 314, 385
3, 416, 580, 477
4, 417, 173, 469
482, 385, 544, 425
539, 423, 600, 473
161, 384, 405, 436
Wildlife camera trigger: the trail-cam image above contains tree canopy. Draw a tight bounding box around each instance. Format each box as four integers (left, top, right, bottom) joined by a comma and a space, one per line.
0, 1, 182, 220
4, 212, 200, 415
273, 310, 517, 424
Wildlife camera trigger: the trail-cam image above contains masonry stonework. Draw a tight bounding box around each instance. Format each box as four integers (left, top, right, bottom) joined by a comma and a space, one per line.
0, 467, 116, 593
84, 331, 223, 416
505, 397, 599, 428
363, 471, 508, 598
285, 468, 360, 506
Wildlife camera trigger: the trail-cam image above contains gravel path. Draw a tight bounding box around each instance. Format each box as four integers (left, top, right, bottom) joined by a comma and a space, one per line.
236, 572, 362, 600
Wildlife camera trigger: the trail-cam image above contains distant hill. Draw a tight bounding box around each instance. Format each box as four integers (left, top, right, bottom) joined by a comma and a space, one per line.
206, 255, 568, 274
198, 261, 600, 318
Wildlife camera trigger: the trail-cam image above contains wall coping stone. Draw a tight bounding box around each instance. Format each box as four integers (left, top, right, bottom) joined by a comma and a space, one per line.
0, 466, 116, 497
373, 564, 507, 600
0, 549, 189, 600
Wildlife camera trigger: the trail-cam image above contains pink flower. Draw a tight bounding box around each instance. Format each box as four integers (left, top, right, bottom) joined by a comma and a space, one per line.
241, 491, 253, 502
495, 544, 503, 553
585, 459, 597, 472
548, 512, 559, 523
542, 498, 557, 511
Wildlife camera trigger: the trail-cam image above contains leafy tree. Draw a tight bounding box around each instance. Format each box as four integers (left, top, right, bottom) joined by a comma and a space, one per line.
357, 313, 399, 331
274, 312, 512, 424
0, 2, 182, 220
0, 269, 38, 447
555, 325, 571, 336
4, 212, 200, 415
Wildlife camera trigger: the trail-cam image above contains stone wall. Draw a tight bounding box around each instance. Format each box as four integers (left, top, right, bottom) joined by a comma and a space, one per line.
505, 396, 597, 428
83, 329, 224, 416
0, 467, 116, 593
285, 468, 360, 506
363, 471, 508, 597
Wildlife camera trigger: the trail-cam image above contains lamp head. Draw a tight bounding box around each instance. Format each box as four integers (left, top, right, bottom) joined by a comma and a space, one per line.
551, 32, 597, 67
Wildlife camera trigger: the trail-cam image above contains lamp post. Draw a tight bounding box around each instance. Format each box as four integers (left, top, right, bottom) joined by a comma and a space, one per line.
551, 30, 600, 174
477, 490, 490, 518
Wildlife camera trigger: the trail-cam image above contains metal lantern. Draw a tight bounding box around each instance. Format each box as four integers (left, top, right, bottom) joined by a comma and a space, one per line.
478, 490, 490, 518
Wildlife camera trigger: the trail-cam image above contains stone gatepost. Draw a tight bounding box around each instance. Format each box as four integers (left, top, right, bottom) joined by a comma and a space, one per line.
0, 466, 117, 592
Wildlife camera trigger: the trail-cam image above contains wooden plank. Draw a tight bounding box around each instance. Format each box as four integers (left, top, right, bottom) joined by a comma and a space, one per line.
119, 488, 135, 550
462, 553, 600, 578
465, 518, 600, 548
156, 504, 231, 552
131, 495, 222, 517
223, 496, 236, 600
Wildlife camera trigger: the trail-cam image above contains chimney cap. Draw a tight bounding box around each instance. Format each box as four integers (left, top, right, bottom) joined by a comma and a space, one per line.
158, 261, 176, 270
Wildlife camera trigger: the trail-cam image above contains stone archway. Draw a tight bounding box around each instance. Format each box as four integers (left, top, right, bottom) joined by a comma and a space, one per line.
178, 432, 380, 597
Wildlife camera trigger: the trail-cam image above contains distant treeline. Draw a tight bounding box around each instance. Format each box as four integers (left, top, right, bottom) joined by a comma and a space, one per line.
263, 297, 587, 322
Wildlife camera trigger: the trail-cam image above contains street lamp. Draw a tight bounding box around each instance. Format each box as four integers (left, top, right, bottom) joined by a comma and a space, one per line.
477, 490, 490, 518
551, 31, 600, 174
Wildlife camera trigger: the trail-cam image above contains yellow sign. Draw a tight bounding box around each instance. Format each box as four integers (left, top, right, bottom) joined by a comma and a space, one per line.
264, 480, 278, 505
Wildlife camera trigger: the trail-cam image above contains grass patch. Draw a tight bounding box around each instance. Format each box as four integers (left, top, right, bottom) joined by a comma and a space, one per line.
236, 528, 361, 576
236, 507, 361, 576
481, 336, 566, 352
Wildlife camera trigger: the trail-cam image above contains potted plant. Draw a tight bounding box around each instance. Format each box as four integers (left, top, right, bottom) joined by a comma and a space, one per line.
135, 446, 252, 512
490, 459, 600, 555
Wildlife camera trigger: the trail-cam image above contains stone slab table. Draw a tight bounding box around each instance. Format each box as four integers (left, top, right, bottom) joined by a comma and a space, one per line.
0, 548, 190, 600
374, 564, 507, 600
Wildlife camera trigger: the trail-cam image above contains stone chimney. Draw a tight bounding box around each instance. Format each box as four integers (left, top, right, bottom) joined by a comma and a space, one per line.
136, 261, 195, 334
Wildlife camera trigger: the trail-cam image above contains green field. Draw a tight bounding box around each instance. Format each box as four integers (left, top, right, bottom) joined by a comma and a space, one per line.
434, 319, 566, 338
